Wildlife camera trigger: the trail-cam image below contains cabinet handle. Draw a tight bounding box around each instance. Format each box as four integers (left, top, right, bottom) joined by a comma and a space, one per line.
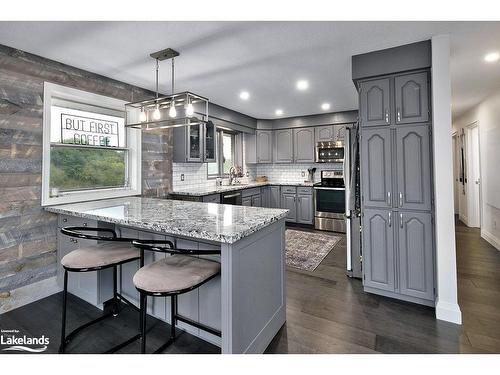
397, 108, 401, 122
388, 211, 392, 227
63, 218, 67, 223
399, 192, 403, 207
400, 213, 403, 228
385, 108, 389, 123
83, 222, 88, 227
387, 191, 391, 206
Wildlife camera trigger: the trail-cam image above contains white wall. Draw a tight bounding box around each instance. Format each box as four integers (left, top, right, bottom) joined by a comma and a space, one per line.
453, 90, 500, 250
431, 34, 462, 325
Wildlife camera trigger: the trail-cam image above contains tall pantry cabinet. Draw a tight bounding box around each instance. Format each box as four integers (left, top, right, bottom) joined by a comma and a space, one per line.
358, 70, 436, 306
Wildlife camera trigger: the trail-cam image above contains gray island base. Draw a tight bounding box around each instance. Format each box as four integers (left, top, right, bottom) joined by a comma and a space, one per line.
45, 197, 288, 354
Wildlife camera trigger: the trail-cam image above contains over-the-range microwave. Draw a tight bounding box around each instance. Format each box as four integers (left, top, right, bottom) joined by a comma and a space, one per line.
315, 141, 345, 163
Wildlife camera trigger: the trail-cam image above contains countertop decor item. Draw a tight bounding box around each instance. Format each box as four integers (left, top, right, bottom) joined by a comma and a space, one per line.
125, 48, 208, 130
255, 176, 268, 182
285, 229, 341, 271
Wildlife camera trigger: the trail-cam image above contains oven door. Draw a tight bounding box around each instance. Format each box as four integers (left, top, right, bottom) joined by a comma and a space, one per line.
315, 146, 345, 163
314, 187, 346, 218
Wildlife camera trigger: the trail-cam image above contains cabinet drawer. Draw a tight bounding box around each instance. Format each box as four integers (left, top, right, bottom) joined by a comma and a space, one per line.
281, 186, 297, 194
297, 187, 313, 195
202, 194, 221, 203
58, 215, 96, 229
241, 187, 261, 197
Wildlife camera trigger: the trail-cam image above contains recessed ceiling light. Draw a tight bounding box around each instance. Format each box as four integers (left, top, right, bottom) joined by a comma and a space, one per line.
275, 109, 284, 116
321, 103, 331, 111
484, 52, 499, 63
296, 80, 309, 91
239, 91, 250, 100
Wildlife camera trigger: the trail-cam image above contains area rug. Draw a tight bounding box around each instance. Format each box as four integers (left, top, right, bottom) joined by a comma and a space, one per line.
285, 229, 341, 271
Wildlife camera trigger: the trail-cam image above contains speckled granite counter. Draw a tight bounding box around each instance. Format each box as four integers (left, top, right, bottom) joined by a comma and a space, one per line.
45, 196, 288, 244
171, 181, 314, 197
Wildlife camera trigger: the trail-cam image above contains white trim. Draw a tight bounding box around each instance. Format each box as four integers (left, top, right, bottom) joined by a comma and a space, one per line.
0, 277, 61, 315
465, 121, 481, 228
459, 213, 468, 226
481, 229, 500, 251
435, 299, 462, 325
42, 82, 141, 206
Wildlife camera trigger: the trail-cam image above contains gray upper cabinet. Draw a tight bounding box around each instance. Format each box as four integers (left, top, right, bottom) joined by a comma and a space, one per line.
362, 208, 395, 292
296, 193, 314, 224
395, 72, 429, 125
256, 130, 273, 163
274, 129, 293, 163
361, 128, 392, 208
398, 211, 434, 301
281, 193, 297, 222
204, 122, 216, 163
360, 78, 391, 127
244, 133, 257, 164
396, 125, 432, 211
269, 186, 281, 208
293, 128, 315, 163
315, 125, 335, 142
173, 123, 213, 163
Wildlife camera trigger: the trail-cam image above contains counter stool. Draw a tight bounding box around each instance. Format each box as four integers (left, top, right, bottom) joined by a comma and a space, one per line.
59, 226, 141, 354
132, 240, 221, 354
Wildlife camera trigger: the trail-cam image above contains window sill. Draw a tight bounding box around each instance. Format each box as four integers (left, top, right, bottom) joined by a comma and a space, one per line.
41, 187, 141, 207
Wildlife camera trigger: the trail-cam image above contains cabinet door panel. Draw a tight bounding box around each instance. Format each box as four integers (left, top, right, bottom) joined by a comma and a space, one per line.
252, 194, 262, 207
315, 125, 335, 142
242, 196, 252, 206
281, 193, 297, 222
398, 212, 434, 300
256, 130, 273, 163
396, 125, 432, 211
204, 121, 216, 162
270, 186, 281, 208
187, 125, 202, 162
362, 208, 395, 292
297, 194, 313, 224
361, 128, 392, 208
274, 129, 293, 163
360, 78, 391, 127
395, 72, 429, 124
293, 128, 315, 163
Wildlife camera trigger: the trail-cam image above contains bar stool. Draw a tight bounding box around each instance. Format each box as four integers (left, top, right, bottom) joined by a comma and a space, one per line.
59, 226, 141, 354
132, 239, 221, 354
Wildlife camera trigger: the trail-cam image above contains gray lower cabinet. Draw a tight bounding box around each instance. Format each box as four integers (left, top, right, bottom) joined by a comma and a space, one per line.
360, 77, 391, 127
203, 193, 221, 203
256, 130, 273, 163
252, 194, 262, 207
398, 211, 434, 301
293, 128, 315, 163
296, 192, 314, 224
395, 125, 432, 211
281, 193, 297, 222
269, 186, 281, 208
241, 187, 262, 207
261, 186, 270, 207
274, 129, 293, 163
394, 71, 429, 125
360, 127, 392, 208
242, 196, 252, 206
362, 208, 395, 292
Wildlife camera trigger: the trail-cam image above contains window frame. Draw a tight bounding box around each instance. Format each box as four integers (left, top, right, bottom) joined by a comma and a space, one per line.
41, 82, 142, 206
207, 128, 236, 179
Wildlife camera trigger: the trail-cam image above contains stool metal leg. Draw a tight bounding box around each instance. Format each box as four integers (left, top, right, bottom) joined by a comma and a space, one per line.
112, 265, 119, 317
59, 269, 68, 354
140, 293, 147, 354
170, 295, 177, 340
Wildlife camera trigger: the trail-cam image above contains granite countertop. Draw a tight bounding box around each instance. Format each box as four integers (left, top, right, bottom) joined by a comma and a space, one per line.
45, 197, 289, 244
171, 181, 315, 197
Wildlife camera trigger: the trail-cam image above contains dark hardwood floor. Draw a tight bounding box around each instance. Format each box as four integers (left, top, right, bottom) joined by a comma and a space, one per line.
1, 219, 499, 354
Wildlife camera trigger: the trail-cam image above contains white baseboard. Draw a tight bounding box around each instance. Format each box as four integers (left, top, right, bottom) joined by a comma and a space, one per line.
481, 229, 500, 251
435, 299, 462, 325
459, 214, 468, 226
0, 277, 62, 315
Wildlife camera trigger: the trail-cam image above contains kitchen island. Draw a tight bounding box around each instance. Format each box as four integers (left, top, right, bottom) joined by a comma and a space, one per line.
45, 197, 288, 354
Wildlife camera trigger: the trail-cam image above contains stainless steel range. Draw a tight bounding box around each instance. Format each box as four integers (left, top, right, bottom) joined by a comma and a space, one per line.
314, 170, 346, 233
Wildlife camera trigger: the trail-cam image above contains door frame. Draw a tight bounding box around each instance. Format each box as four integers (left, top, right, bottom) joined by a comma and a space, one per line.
452, 131, 459, 215
465, 121, 482, 228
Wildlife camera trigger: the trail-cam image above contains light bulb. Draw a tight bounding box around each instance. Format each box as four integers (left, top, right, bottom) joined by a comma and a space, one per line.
139, 108, 147, 122
153, 105, 161, 120
185, 103, 194, 117
169, 103, 177, 118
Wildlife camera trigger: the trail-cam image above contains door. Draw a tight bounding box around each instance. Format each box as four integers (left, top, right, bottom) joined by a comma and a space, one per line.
394, 72, 429, 125
395, 125, 432, 211
187, 124, 202, 162
293, 128, 315, 163
398, 211, 434, 300
274, 129, 293, 163
204, 121, 216, 162
297, 194, 313, 224
467, 124, 481, 228
362, 208, 395, 292
360, 78, 391, 127
281, 193, 297, 221
261, 187, 270, 207
315, 125, 335, 143
270, 186, 281, 208
256, 130, 273, 163
251, 194, 262, 207
360, 128, 392, 208
242, 196, 252, 206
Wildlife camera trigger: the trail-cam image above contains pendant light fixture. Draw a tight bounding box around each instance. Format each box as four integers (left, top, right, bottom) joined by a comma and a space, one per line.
125, 48, 209, 130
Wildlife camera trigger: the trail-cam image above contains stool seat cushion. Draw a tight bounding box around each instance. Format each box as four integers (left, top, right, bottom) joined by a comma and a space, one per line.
133, 255, 221, 294
61, 242, 140, 270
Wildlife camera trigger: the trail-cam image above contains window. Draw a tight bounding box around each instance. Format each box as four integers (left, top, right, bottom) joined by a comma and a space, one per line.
42, 83, 141, 206
207, 129, 236, 178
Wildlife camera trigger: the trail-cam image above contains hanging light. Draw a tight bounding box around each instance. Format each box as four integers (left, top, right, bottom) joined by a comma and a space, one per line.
185, 97, 194, 117
153, 105, 161, 120
139, 107, 147, 122
169, 102, 177, 118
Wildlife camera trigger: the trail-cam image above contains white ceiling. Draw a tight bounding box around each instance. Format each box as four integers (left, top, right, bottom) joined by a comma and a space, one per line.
1, 21, 500, 119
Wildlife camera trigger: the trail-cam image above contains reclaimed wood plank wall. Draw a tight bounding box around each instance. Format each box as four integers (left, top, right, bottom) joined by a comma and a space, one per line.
0, 44, 172, 298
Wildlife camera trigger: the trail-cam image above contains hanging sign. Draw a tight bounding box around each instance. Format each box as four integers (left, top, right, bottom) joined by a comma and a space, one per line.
60, 113, 120, 147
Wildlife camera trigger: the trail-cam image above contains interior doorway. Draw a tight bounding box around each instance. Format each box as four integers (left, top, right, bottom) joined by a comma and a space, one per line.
466, 122, 481, 228
452, 133, 460, 215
